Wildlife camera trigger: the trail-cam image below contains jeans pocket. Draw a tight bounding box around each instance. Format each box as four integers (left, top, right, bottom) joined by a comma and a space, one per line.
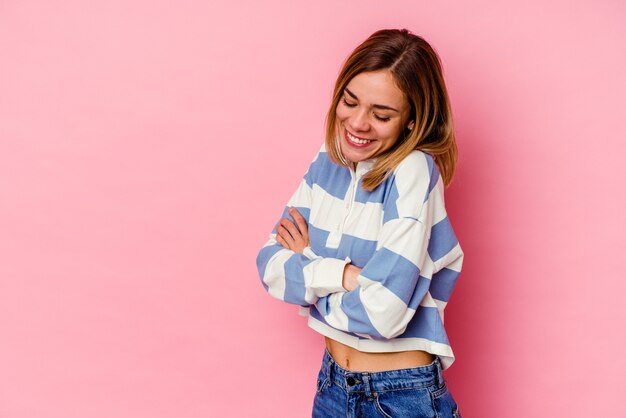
429, 381, 460, 417
373, 388, 433, 418
373, 394, 393, 418
453, 405, 462, 418
316, 376, 329, 394
429, 381, 448, 399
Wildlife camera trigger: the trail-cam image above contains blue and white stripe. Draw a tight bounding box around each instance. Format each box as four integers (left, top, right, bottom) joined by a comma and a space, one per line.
256, 143, 464, 370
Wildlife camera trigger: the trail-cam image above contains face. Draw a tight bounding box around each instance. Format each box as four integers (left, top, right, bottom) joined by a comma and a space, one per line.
335, 69, 413, 164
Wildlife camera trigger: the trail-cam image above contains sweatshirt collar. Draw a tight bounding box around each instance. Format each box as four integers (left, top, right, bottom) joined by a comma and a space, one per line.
352, 158, 377, 177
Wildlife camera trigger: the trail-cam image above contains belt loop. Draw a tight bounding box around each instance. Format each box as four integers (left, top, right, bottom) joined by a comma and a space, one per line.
326, 352, 334, 385
362, 373, 373, 397
435, 357, 444, 386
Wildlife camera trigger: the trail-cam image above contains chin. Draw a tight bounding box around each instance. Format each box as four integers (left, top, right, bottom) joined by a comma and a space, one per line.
346, 154, 369, 164
340, 138, 377, 164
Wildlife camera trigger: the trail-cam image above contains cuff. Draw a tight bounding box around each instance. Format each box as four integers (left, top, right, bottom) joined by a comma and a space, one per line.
303, 246, 319, 260
312, 256, 351, 295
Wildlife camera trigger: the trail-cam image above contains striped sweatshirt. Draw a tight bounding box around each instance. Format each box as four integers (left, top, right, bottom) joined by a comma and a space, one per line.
256, 143, 464, 370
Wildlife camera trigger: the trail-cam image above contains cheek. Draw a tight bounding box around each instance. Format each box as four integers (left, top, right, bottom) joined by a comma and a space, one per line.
335, 105, 350, 123
380, 124, 404, 144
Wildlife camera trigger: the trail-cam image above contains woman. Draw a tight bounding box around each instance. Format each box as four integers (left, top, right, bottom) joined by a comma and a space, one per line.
256, 29, 464, 417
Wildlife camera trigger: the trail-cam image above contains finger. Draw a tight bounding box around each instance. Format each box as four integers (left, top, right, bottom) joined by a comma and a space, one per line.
277, 225, 296, 247
276, 232, 290, 249
280, 218, 302, 240
289, 208, 309, 238
281, 218, 307, 249
281, 218, 308, 249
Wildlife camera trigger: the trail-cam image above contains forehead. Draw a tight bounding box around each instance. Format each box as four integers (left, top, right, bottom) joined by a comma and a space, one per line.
345, 70, 408, 108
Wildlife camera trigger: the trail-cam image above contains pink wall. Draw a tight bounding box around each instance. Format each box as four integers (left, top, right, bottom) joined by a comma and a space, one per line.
1, 1, 624, 416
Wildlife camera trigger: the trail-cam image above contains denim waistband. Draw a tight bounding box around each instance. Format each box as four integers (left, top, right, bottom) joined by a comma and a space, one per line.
320, 347, 444, 395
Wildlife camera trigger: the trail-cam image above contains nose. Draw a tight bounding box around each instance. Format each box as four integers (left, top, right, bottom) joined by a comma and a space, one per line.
349, 108, 370, 132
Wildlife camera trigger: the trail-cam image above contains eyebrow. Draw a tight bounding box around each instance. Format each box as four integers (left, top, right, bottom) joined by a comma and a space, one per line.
344, 88, 400, 112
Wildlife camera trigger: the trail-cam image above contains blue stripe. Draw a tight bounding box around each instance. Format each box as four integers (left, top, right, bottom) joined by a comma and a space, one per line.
354, 177, 390, 204
341, 290, 385, 339
310, 304, 364, 339
314, 296, 331, 316
256, 244, 283, 280
335, 234, 377, 268
407, 275, 433, 310
308, 224, 335, 257
303, 154, 318, 188
305, 152, 351, 199
283, 255, 316, 304
309, 306, 328, 325
382, 153, 437, 215
360, 248, 421, 306
271, 206, 311, 234
425, 154, 440, 202
382, 178, 400, 224
427, 217, 458, 262
308, 225, 378, 265
429, 267, 460, 302
398, 305, 450, 345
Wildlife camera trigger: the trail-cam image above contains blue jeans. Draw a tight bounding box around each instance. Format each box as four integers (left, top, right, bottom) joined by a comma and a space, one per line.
312, 348, 461, 417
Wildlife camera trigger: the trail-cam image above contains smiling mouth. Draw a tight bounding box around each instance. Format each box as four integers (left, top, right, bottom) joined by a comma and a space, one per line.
345, 128, 374, 146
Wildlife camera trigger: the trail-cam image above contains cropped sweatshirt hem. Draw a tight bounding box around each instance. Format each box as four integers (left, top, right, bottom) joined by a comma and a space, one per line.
298, 306, 455, 370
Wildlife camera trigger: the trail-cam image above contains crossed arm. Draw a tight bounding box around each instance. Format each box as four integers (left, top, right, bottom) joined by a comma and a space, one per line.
276, 207, 362, 292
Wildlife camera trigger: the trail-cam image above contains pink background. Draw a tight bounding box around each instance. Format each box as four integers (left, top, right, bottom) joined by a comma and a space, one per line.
1, 1, 625, 417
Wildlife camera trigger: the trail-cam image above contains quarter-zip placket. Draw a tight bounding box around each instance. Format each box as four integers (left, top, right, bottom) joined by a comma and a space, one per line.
325, 164, 364, 249
342, 167, 358, 230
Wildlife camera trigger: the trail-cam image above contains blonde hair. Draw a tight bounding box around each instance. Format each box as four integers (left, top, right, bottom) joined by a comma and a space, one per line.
325, 29, 458, 191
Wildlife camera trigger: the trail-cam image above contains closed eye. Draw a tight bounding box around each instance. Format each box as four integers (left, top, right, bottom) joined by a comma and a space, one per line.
342, 97, 357, 107
342, 91, 391, 122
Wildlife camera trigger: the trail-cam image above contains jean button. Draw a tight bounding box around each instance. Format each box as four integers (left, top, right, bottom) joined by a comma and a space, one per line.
346, 377, 356, 386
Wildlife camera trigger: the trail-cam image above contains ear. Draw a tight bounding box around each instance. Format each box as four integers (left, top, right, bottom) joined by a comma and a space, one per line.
407, 121, 415, 131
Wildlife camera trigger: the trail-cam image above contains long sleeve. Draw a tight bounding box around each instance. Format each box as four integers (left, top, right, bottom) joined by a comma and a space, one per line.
312, 152, 464, 340
256, 146, 351, 306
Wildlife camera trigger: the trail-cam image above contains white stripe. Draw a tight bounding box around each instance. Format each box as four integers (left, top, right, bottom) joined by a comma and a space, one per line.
376, 218, 429, 269
433, 243, 463, 272
432, 298, 448, 322
358, 276, 412, 339
430, 180, 449, 226
301, 262, 318, 304
394, 152, 431, 219
309, 184, 345, 233
342, 201, 384, 241
419, 291, 439, 308
309, 184, 384, 242
421, 253, 435, 280
322, 292, 350, 331
261, 242, 289, 301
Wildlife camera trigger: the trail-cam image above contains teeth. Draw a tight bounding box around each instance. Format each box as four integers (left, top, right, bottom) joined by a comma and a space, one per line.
347, 130, 372, 145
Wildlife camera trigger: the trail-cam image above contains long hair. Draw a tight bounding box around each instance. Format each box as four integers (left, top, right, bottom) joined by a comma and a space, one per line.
325, 29, 458, 191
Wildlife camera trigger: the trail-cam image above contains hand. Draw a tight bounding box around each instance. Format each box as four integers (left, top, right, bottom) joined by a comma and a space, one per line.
342, 264, 362, 292
276, 207, 309, 253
